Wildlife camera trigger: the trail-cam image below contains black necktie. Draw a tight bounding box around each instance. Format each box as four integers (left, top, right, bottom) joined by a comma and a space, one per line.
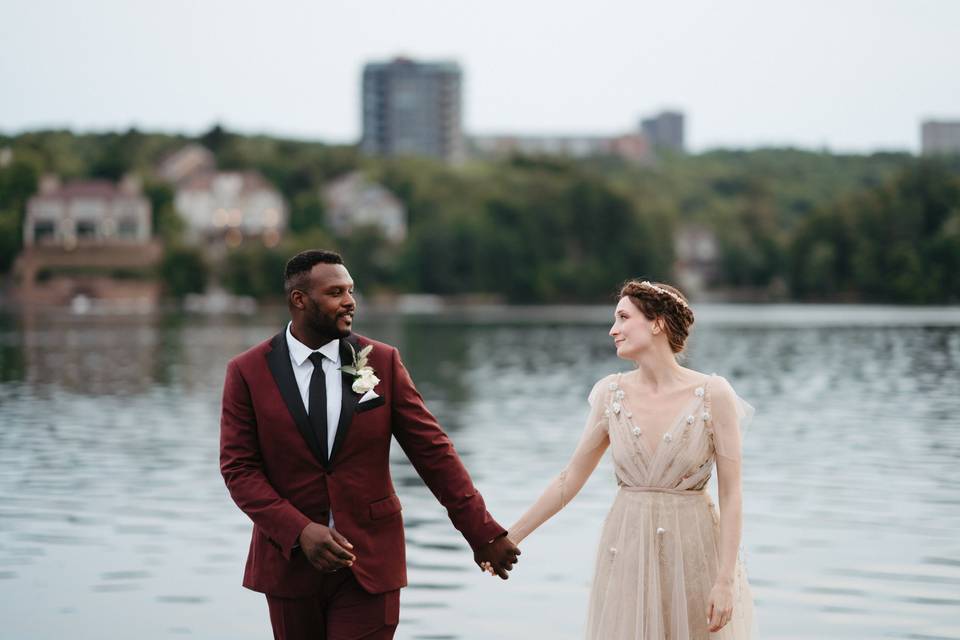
308, 352, 329, 465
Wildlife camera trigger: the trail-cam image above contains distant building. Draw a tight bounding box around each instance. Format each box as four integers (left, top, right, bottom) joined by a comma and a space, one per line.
157, 143, 216, 184
610, 133, 652, 164
673, 224, 720, 296
472, 135, 610, 158
361, 57, 464, 163
322, 172, 406, 242
641, 110, 685, 153
174, 171, 287, 245
921, 120, 960, 155
470, 133, 651, 163
23, 175, 152, 247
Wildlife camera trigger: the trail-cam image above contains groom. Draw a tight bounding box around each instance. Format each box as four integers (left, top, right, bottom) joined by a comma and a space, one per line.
220, 249, 519, 640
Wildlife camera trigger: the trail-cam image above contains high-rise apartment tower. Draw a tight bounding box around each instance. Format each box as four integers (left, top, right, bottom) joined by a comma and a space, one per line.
921, 120, 960, 155
361, 57, 464, 163
640, 111, 685, 153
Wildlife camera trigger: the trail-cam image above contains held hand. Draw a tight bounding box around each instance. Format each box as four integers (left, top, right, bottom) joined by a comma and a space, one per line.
706, 578, 734, 632
298, 522, 356, 573
474, 534, 520, 580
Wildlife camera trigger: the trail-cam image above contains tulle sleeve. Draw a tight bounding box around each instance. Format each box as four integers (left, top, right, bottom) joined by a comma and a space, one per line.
586, 377, 611, 432
707, 376, 754, 462
559, 376, 612, 498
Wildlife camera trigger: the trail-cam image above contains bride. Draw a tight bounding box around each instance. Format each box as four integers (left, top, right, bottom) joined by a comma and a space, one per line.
488, 280, 755, 639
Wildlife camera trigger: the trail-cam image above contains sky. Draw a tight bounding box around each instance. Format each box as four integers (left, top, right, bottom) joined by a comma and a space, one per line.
1, 0, 957, 153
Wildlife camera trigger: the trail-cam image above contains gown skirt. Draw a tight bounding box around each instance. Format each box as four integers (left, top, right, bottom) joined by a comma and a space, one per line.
585, 486, 754, 639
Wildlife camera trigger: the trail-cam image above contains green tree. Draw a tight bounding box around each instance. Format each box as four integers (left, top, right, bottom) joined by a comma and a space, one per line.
791, 159, 960, 303
90, 128, 143, 180
0, 159, 39, 272
143, 180, 186, 243
160, 245, 208, 298
289, 192, 327, 233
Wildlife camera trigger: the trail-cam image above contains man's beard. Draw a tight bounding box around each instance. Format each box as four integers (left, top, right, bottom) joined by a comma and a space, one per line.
306, 298, 351, 339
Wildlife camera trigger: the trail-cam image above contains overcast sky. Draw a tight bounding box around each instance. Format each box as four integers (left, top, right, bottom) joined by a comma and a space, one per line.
2, 0, 957, 152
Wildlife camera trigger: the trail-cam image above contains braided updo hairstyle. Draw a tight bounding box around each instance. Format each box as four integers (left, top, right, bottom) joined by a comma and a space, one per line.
619, 280, 695, 354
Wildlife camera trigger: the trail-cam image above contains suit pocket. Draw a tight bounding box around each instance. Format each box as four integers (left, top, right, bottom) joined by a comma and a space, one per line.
369, 494, 402, 520
355, 396, 386, 414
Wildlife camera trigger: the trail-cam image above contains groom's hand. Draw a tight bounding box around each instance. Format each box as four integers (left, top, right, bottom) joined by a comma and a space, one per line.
299, 522, 356, 573
474, 534, 520, 580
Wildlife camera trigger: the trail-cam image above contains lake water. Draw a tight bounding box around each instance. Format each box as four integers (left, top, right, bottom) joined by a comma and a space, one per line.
1, 304, 959, 640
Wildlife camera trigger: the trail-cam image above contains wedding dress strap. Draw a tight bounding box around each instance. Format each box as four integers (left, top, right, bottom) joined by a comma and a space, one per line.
619, 485, 706, 496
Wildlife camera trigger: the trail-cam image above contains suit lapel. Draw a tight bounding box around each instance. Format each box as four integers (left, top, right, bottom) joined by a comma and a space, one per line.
330, 333, 363, 464
265, 330, 328, 467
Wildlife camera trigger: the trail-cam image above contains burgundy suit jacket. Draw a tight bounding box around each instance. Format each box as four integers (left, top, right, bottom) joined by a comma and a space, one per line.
220, 330, 505, 597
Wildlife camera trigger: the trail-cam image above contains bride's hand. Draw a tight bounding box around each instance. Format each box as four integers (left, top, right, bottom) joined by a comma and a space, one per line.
480, 534, 519, 576
706, 578, 734, 632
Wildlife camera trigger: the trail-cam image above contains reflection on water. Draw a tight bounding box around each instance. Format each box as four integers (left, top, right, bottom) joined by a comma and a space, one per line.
1, 305, 959, 639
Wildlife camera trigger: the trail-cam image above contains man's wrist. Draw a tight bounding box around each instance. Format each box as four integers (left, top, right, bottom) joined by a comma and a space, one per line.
295, 522, 315, 549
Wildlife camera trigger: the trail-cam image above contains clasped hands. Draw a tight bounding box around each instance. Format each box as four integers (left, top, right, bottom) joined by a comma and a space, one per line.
299, 522, 356, 573
475, 534, 520, 580
299, 522, 521, 579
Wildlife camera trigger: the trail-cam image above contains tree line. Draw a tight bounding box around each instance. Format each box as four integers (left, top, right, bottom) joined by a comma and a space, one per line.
1, 127, 958, 303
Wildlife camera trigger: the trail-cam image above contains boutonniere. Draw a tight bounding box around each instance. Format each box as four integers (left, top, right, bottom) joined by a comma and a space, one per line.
339, 343, 380, 395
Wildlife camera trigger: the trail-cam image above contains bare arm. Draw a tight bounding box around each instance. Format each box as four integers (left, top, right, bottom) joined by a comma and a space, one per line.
707, 376, 750, 631
714, 453, 743, 583
508, 379, 611, 544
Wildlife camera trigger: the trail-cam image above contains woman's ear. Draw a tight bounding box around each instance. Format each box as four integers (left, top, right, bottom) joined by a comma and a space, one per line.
652, 317, 665, 335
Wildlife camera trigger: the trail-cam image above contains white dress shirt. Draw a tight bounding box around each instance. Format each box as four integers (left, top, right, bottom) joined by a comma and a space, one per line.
286, 322, 341, 528
285, 321, 342, 458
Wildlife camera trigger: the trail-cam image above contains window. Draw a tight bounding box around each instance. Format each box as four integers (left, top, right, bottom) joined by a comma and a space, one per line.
34, 221, 56, 243
118, 218, 139, 238
76, 221, 97, 239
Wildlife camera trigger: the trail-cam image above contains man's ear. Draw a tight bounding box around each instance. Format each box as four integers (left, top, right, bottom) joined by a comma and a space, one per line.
289, 289, 306, 311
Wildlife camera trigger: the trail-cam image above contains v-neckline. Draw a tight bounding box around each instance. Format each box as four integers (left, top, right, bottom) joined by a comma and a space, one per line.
615, 372, 712, 460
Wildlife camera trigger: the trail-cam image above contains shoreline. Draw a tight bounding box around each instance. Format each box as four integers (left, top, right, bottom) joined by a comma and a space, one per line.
2, 298, 960, 328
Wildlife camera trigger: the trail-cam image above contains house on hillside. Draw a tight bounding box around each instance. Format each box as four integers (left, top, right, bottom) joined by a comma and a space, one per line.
673, 224, 720, 297
322, 172, 406, 242
156, 143, 217, 185
174, 170, 287, 245
23, 175, 152, 247
16, 174, 161, 308
157, 143, 287, 246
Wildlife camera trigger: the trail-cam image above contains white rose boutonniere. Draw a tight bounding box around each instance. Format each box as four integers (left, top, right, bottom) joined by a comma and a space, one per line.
339, 343, 380, 395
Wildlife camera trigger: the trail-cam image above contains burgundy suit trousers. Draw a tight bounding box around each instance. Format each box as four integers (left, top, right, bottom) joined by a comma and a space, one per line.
265, 569, 399, 640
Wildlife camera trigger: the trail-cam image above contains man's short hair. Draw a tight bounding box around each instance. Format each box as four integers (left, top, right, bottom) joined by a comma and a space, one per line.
283, 250, 344, 294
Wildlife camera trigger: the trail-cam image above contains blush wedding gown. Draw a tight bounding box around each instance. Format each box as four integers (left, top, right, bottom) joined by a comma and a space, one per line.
513, 372, 756, 639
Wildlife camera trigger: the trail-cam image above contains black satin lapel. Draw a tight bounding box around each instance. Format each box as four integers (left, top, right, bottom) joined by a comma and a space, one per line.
265, 331, 327, 466
330, 334, 362, 464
